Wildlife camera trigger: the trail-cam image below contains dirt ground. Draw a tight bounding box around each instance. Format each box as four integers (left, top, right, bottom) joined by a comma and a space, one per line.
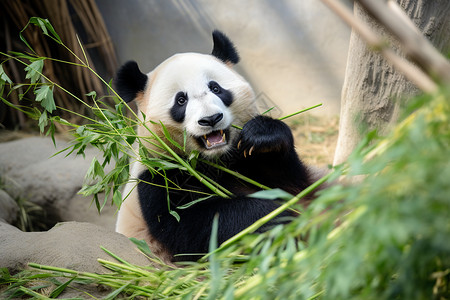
289, 114, 339, 167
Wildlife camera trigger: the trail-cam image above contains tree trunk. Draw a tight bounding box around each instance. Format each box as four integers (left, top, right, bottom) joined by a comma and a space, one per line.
333, 0, 450, 165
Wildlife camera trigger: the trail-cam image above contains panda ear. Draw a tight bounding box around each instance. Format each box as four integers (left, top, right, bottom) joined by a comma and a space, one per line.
114, 61, 148, 103
211, 30, 240, 65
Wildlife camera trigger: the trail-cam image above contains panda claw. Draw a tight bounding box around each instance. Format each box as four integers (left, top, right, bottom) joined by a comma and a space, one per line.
249, 146, 254, 156
243, 150, 247, 158
237, 140, 242, 149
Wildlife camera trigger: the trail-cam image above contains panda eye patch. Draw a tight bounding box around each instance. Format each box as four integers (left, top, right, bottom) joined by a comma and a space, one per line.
208, 81, 221, 94
176, 92, 188, 105
171, 92, 188, 123
208, 81, 233, 107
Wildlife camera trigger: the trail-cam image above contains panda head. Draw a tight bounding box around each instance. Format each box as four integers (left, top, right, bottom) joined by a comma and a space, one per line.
115, 30, 257, 158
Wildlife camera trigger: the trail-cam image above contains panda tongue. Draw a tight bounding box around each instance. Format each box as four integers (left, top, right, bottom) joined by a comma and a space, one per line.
205, 130, 225, 148
207, 131, 223, 143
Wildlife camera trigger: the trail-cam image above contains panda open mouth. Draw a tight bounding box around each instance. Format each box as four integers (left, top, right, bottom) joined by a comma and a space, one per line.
199, 129, 228, 150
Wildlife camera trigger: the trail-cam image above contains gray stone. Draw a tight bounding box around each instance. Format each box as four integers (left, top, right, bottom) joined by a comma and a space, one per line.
0, 137, 97, 207
0, 190, 18, 224
0, 221, 150, 273
0, 137, 116, 229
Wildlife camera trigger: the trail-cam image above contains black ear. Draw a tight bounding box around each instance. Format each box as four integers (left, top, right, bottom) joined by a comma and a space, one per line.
211, 30, 240, 65
114, 61, 148, 103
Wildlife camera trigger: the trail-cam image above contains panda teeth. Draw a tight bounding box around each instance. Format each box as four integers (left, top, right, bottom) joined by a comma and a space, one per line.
206, 139, 212, 147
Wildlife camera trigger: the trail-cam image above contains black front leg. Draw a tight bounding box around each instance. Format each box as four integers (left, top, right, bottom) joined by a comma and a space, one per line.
234, 116, 311, 194
237, 115, 294, 156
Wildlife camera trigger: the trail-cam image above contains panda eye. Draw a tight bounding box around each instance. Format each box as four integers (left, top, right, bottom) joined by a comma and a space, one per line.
212, 86, 220, 94
176, 92, 188, 105
209, 81, 221, 94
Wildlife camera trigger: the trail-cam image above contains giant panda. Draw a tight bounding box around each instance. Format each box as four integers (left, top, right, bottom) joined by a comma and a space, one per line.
115, 30, 315, 262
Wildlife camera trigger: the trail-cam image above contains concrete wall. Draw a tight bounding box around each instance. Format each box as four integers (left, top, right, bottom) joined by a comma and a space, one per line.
96, 0, 351, 117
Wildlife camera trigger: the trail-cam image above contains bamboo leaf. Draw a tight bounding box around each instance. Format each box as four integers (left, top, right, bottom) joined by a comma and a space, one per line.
176, 195, 213, 209
160, 121, 183, 151
103, 283, 131, 300
0, 64, 12, 85
35, 85, 56, 113
112, 189, 122, 208
248, 188, 294, 201
142, 158, 186, 171
29, 17, 63, 44
24, 59, 44, 83
129, 238, 153, 257
49, 277, 75, 298
38, 110, 48, 132
207, 214, 221, 300
170, 210, 181, 222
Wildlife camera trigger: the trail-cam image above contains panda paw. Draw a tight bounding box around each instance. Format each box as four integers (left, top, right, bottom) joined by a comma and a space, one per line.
236, 116, 294, 157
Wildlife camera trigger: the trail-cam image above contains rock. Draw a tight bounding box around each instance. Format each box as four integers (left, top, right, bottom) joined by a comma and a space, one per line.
0, 136, 96, 207
0, 190, 19, 224
0, 221, 150, 274
0, 136, 116, 229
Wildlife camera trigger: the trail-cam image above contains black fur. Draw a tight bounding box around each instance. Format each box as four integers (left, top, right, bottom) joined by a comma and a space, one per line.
208, 80, 233, 107
115, 61, 148, 103
171, 92, 188, 123
211, 30, 240, 64
138, 116, 311, 261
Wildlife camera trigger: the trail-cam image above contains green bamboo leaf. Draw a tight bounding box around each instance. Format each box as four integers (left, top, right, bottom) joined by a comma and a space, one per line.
248, 188, 294, 201
160, 121, 183, 151
29, 17, 62, 44
24, 59, 44, 83
176, 195, 213, 209
18, 286, 48, 299
8, 51, 37, 60
45, 120, 56, 147
170, 210, 181, 222
49, 277, 75, 298
142, 158, 186, 171
0, 64, 12, 85
35, 85, 50, 102
112, 189, 122, 208
35, 85, 56, 113
85, 157, 105, 180
188, 150, 199, 169
86, 90, 97, 98
38, 110, 48, 132
207, 214, 221, 300
103, 283, 131, 300
79, 182, 103, 196
129, 238, 153, 257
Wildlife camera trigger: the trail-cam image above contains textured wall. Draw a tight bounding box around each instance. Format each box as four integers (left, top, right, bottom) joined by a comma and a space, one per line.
96, 0, 351, 116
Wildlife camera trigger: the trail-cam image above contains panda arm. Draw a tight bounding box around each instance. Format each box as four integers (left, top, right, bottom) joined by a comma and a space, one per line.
234, 116, 311, 195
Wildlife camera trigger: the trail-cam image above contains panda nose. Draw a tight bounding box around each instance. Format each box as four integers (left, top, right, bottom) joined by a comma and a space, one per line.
198, 113, 223, 127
